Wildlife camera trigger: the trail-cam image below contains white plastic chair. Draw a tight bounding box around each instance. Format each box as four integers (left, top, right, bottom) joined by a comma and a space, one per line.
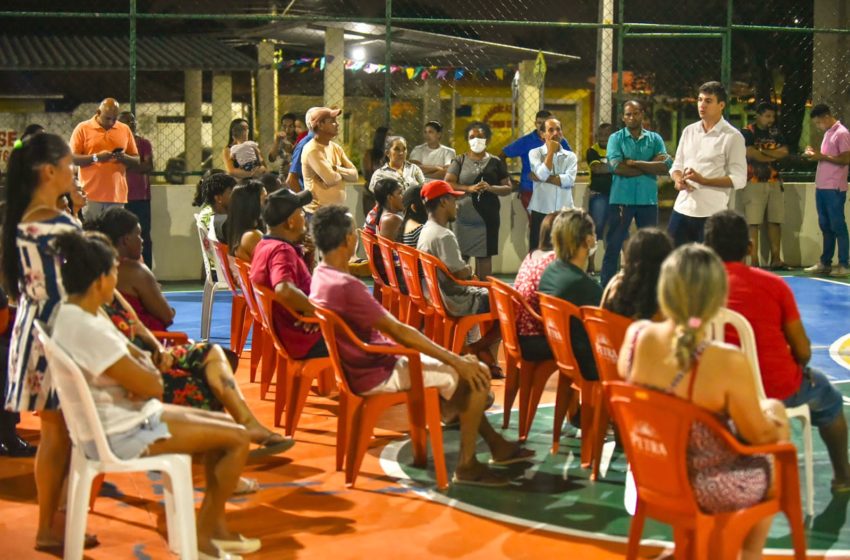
194, 213, 228, 341
34, 321, 199, 560
709, 307, 815, 516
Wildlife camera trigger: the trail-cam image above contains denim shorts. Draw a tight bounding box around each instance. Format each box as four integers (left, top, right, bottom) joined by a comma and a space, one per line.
82, 411, 171, 461
782, 367, 844, 428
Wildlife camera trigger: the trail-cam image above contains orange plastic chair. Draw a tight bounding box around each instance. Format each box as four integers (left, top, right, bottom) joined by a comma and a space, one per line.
376, 235, 410, 322
312, 304, 448, 489
232, 258, 267, 383
604, 381, 807, 560
212, 240, 251, 356
580, 306, 633, 480
252, 283, 332, 436
418, 251, 493, 353
358, 229, 396, 314
395, 243, 437, 338
487, 277, 557, 438
538, 292, 595, 458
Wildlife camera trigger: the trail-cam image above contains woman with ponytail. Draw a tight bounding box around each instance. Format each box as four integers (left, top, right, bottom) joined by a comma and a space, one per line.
618, 244, 790, 560
0, 133, 88, 550
50, 231, 261, 558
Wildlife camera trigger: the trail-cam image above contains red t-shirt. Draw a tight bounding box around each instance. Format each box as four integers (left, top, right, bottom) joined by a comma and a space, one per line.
127, 135, 152, 201
724, 262, 803, 399
249, 237, 320, 359
310, 262, 398, 394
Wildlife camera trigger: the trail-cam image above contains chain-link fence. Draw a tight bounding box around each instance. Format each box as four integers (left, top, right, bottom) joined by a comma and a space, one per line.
1, 0, 849, 186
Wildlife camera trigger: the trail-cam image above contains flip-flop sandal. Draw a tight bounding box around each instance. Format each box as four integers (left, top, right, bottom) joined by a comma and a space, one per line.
488, 364, 505, 380
489, 447, 536, 466
768, 263, 791, 271
248, 435, 295, 459
452, 470, 511, 488
831, 480, 850, 495
234, 476, 260, 495
35, 533, 100, 553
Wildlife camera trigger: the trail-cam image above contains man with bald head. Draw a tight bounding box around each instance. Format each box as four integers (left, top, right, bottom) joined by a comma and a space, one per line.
601, 100, 671, 286
70, 98, 140, 220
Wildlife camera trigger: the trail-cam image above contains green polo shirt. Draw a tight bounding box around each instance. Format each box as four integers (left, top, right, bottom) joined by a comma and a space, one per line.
538, 260, 602, 380
607, 127, 671, 206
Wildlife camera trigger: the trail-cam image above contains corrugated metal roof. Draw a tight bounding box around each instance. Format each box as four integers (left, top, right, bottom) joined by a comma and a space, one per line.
0, 35, 258, 71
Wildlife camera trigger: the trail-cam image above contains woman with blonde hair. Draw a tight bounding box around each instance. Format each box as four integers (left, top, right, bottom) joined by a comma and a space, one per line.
618, 244, 790, 560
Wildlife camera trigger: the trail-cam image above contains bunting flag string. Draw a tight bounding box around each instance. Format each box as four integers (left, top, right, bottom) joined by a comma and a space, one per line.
275, 50, 513, 81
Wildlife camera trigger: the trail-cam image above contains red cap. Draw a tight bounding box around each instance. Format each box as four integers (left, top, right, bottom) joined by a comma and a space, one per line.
420, 180, 463, 202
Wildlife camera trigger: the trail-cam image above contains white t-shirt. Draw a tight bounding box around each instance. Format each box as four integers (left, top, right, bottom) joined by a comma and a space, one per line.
52, 303, 163, 437
229, 141, 261, 169
409, 144, 456, 179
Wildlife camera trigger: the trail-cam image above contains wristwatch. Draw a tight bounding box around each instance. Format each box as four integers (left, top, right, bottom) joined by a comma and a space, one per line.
92, 153, 99, 163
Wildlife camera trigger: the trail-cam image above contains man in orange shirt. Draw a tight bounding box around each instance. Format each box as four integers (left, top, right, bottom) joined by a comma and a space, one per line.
70, 98, 140, 220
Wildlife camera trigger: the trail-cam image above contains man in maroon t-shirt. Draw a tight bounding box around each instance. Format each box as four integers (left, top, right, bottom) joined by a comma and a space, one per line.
705, 210, 850, 493
309, 205, 533, 487
118, 111, 155, 267
249, 188, 327, 359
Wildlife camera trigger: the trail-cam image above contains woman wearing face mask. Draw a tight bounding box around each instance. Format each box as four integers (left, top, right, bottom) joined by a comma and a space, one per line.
445, 121, 513, 279
368, 136, 426, 194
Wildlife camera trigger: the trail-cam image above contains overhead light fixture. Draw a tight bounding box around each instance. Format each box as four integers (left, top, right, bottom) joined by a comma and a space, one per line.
352, 46, 367, 62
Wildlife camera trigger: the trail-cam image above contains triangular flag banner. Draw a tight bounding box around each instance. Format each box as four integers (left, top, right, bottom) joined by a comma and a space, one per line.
413, 67, 423, 79
352, 61, 365, 71
436, 69, 448, 80
455, 69, 465, 80
494, 68, 505, 80
391, 65, 401, 73
344, 60, 354, 69
311, 58, 319, 68
406, 67, 415, 80
319, 56, 326, 70
377, 64, 386, 73
421, 69, 430, 80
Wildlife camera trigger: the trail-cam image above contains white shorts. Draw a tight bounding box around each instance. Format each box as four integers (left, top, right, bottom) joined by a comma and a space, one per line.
362, 354, 459, 400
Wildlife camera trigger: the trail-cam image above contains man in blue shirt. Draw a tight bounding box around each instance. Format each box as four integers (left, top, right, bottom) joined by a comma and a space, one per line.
285, 107, 319, 192
601, 100, 672, 286
500, 110, 572, 212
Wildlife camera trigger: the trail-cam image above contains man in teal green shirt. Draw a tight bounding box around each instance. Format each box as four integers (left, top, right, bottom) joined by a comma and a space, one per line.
601, 100, 672, 286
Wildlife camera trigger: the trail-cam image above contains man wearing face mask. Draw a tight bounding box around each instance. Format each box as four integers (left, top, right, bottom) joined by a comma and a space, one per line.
500, 110, 572, 212
527, 118, 578, 253
445, 121, 513, 281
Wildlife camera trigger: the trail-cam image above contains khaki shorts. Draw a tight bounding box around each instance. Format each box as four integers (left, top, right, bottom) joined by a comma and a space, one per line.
362, 354, 459, 400
740, 181, 784, 225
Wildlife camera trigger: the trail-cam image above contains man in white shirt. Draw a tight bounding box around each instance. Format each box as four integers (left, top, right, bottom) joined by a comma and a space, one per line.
409, 120, 456, 180
527, 118, 578, 251
668, 81, 747, 246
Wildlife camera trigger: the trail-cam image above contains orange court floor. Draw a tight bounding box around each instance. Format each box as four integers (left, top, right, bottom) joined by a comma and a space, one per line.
0, 348, 839, 560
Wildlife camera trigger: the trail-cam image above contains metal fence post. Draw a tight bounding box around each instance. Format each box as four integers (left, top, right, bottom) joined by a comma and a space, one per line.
615, 0, 625, 125
129, 0, 137, 114
384, 0, 392, 128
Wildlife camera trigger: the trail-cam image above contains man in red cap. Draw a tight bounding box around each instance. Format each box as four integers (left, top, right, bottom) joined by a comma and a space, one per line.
301, 107, 358, 215
417, 180, 503, 378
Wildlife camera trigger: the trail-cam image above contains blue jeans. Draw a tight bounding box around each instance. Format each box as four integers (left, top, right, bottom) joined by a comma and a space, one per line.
601, 204, 658, 286
667, 210, 707, 248
588, 191, 611, 240
815, 189, 849, 267
783, 367, 844, 427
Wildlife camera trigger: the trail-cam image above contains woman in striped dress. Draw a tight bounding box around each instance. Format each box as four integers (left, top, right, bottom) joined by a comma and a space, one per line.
2, 133, 87, 551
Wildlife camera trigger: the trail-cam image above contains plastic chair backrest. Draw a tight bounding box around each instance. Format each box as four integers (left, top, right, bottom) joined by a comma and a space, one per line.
376, 235, 402, 292
396, 244, 428, 310
34, 321, 120, 464
488, 277, 535, 363
604, 381, 703, 516
417, 251, 452, 319
252, 283, 296, 361
193, 213, 217, 281
233, 258, 263, 324
212, 240, 239, 295
537, 292, 582, 378
707, 307, 767, 400
358, 229, 387, 289
311, 305, 359, 396
581, 306, 633, 383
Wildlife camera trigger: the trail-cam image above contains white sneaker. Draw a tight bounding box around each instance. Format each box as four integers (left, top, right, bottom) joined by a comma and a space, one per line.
829, 265, 850, 277
804, 262, 831, 274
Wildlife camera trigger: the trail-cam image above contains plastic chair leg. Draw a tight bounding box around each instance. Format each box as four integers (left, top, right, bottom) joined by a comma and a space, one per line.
516, 363, 534, 441
523, 366, 556, 443
165, 455, 198, 558
501, 355, 520, 429
249, 325, 263, 383
551, 373, 574, 455
625, 504, 645, 560
64, 453, 95, 560
316, 368, 336, 396
580, 381, 599, 468
259, 338, 277, 399
229, 296, 248, 355
424, 392, 449, 490
274, 360, 294, 428
336, 393, 355, 472
590, 388, 609, 480
405, 392, 428, 467
346, 398, 394, 487
798, 414, 815, 516
200, 279, 214, 340
286, 361, 329, 437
